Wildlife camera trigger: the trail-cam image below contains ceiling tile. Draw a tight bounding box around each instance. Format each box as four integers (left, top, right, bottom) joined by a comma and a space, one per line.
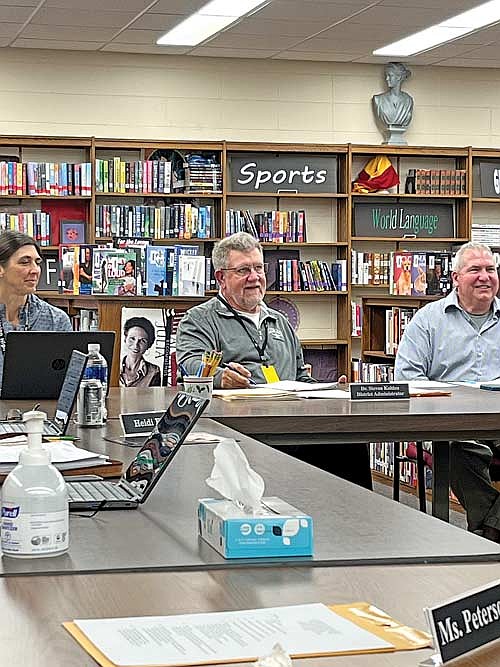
149, 0, 207, 13
129, 13, 186, 30
205, 32, 300, 50
223, 18, 332, 38
275, 51, 361, 62
101, 42, 190, 54
31, 8, 138, 28
255, 1, 378, 21
19, 24, 117, 41
189, 46, 280, 58
12, 38, 103, 50
111, 28, 165, 45
44, 0, 152, 9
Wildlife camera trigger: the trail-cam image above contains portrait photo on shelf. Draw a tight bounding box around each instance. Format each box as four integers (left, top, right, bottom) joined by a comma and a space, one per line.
60, 219, 86, 244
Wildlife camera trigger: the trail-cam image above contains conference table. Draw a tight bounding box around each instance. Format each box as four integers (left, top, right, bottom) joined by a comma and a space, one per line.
3, 561, 500, 667
0, 388, 499, 666
106, 385, 500, 522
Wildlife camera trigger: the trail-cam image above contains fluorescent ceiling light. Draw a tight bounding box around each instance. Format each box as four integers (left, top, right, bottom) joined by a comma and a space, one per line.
157, 0, 267, 47
374, 0, 500, 56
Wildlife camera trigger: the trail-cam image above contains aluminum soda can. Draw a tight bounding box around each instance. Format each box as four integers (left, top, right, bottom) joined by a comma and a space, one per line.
76, 380, 104, 428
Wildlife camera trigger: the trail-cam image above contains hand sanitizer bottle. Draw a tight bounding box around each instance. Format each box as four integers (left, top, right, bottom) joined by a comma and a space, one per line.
1, 410, 69, 558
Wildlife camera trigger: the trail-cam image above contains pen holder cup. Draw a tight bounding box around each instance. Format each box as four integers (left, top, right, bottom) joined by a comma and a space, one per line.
182, 376, 213, 401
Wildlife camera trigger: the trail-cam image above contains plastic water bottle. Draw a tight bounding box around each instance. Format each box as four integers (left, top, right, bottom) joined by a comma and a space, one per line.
1, 410, 69, 558
82, 342, 108, 424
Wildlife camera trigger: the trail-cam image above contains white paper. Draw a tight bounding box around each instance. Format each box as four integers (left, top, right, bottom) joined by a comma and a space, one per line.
185, 432, 223, 444
407, 381, 453, 389
255, 381, 341, 392
213, 388, 297, 400
297, 389, 351, 399
74, 603, 393, 667
0, 441, 108, 473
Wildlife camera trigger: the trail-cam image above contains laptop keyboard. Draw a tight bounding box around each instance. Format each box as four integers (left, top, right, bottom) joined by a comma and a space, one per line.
0, 421, 60, 436
67, 481, 134, 502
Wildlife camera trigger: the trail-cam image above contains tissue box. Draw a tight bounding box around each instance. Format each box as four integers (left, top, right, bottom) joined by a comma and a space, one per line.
198, 496, 313, 559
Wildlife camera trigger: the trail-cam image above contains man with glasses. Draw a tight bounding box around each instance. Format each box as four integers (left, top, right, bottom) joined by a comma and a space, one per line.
177, 232, 373, 489
177, 232, 312, 389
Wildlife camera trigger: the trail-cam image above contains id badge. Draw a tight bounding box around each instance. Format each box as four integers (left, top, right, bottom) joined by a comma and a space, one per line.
261, 364, 280, 383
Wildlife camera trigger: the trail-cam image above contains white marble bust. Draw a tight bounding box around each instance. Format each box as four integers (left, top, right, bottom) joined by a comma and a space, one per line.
372, 62, 414, 144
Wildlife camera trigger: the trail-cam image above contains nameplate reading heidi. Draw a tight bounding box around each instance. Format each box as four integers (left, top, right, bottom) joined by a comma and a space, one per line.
120, 411, 164, 437
424, 580, 500, 664
350, 383, 410, 400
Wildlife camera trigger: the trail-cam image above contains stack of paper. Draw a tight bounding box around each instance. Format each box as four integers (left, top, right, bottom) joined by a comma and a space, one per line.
213, 387, 298, 401
0, 440, 110, 474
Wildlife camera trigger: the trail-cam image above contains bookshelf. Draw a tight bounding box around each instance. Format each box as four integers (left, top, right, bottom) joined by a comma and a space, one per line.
225, 142, 350, 378
349, 144, 471, 367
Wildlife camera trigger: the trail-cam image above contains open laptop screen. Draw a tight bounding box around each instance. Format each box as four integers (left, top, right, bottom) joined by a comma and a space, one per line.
1, 331, 115, 399
124, 392, 209, 503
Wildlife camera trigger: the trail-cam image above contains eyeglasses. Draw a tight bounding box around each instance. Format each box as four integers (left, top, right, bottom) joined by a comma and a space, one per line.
221, 263, 268, 277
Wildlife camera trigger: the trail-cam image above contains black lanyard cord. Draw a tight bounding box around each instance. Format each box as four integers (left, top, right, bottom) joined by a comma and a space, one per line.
217, 294, 269, 363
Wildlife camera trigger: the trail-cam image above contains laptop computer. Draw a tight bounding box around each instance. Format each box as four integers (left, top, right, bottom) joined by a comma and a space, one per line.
0, 349, 88, 437
66, 391, 209, 511
1, 331, 115, 399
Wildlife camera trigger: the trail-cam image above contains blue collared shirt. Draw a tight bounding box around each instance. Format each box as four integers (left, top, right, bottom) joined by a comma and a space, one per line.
394, 290, 500, 382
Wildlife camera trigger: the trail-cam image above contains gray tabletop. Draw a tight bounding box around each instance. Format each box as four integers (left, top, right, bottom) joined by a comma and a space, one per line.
0, 418, 499, 577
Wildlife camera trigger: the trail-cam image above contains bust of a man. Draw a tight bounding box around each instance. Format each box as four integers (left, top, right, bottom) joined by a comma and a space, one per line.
372, 62, 414, 145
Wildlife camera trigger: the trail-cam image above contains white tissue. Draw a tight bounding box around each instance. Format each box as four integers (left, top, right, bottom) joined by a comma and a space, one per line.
253, 643, 292, 667
205, 438, 265, 513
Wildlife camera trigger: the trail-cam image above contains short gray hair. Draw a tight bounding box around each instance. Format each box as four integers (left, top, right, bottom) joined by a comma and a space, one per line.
452, 241, 495, 272
212, 232, 262, 271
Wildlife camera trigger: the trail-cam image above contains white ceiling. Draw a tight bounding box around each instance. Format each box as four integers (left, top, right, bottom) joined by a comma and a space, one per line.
3, 0, 500, 67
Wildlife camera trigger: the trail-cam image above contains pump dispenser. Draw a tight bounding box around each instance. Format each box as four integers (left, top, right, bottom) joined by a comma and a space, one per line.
1, 410, 69, 558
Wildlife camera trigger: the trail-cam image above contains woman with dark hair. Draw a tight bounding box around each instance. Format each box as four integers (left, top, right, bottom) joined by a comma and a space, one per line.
0, 230, 71, 382
119, 316, 161, 387
118, 259, 136, 295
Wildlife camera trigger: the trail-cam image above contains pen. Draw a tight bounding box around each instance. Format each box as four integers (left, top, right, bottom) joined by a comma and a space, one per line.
179, 363, 189, 377
45, 436, 79, 441
220, 362, 257, 385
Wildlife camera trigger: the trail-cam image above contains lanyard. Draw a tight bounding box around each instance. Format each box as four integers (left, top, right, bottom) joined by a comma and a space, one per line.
217, 295, 269, 363
0, 297, 31, 354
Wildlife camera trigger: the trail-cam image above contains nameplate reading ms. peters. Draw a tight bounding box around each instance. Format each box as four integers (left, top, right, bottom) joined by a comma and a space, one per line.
120, 411, 164, 437
425, 580, 500, 664
350, 383, 410, 400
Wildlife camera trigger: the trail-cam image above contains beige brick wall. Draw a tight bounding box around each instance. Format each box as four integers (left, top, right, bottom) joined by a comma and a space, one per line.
0, 48, 498, 147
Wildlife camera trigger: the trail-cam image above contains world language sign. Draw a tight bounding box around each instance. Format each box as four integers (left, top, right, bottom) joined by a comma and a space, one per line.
353, 202, 455, 238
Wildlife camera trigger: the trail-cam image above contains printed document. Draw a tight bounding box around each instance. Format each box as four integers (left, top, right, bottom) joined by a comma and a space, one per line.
70, 603, 393, 666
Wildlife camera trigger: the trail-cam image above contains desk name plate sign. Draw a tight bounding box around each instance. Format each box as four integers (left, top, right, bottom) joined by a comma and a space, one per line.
424, 580, 500, 664
350, 383, 410, 400
120, 411, 163, 437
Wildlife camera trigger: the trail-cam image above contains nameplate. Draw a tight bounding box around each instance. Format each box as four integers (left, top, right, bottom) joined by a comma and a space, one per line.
424, 580, 500, 664
120, 411, 164, 437
350, 383, 410, 400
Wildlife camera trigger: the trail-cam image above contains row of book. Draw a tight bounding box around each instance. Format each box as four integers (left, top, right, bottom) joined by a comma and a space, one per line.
225, 209, 306, 243
351, 300, 362, 337
0, 210, 51, 246
351, 359, 395, 383
270, 259, 346, 292
351, 251, 391, 286
95, 158, 172, 195
471, 223, 500, 246
389, 251, 453, 296
183, 155, 222, 194
59, 242, 214, 298
95, 203, 214, 240
0, 161, 92, 197
385, 306, 418, 355
405, 168, 467, 195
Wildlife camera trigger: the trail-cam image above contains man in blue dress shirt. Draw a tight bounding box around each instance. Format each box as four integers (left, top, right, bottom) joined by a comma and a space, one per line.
395, 242, 500, 541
